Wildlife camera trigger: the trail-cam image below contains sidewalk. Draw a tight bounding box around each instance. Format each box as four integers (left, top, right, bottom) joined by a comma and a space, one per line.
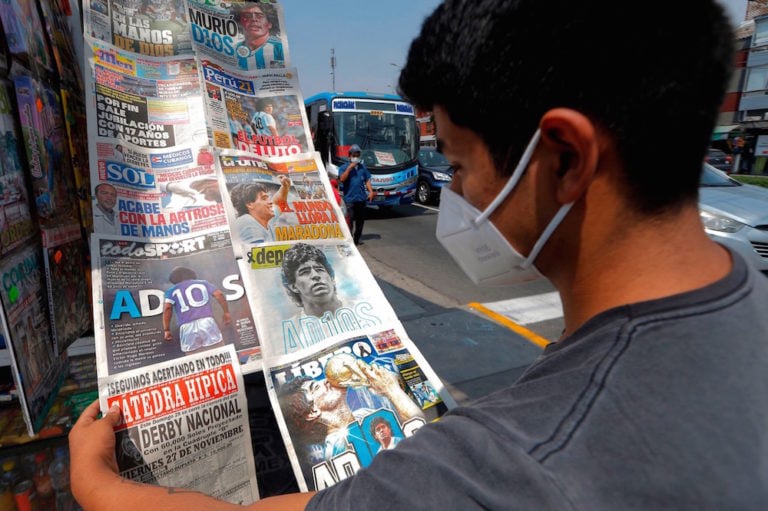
377, 279, 548, 406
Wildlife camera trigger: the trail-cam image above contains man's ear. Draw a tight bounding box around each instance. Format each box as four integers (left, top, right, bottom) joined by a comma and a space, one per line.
538, 108, 600, 204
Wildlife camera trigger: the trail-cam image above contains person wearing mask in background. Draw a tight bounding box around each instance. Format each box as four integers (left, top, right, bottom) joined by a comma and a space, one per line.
339, 144, 374, 245
69, 0, 768, 509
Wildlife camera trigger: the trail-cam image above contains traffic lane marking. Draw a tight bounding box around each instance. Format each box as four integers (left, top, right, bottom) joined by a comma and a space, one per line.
468, 301, 555, 349
484, 291, 563, 325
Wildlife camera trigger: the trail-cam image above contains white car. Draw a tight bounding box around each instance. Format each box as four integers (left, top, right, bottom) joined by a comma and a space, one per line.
700, 163, 768, 272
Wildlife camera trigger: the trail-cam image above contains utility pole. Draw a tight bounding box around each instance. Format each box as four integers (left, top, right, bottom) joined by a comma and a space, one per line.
330, 48, 336, 92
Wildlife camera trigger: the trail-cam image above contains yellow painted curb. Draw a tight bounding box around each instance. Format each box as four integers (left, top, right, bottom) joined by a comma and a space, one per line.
467, 302, 551, 349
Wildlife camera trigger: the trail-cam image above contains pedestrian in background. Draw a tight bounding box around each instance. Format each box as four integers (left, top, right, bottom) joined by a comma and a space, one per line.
338, 144, 374, 245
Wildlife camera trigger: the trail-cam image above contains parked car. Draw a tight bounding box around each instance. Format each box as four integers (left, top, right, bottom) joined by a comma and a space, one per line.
704, 147, 733, 173
416, 148, 453, 204
700, 163, 768, 272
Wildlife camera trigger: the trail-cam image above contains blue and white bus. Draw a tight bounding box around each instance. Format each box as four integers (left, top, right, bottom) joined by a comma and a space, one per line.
305, 92, 419, 207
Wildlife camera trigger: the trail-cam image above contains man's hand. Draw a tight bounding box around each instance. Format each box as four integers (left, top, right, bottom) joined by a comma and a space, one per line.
69, 400, 122, 503
367, 190, 375, 201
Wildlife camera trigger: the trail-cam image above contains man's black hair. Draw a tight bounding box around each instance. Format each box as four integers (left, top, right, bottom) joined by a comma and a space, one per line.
281, 243, 335, 307
230, 182, 269, 216
398, 0, 735, 214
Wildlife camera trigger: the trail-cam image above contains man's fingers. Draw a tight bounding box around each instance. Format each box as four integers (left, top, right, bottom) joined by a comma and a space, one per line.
78, 399, 103, 424
101, 404, 123, 427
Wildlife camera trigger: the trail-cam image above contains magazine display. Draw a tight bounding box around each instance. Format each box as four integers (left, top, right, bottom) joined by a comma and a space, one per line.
0, 0, 55, 76
104, 344, 259, 503
265, 326, 454, 491
216, 150, 350, 258
0, 241, 66, 435
13, 72, 81, 233
187, 0, 290, 71
0, 79, 36, 255
200, 61, 312, 157
84, 0, 192, 57
42, 225, 92, 355
92, 230, 261, 375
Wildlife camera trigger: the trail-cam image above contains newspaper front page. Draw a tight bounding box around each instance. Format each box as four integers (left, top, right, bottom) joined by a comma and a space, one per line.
103, 344, 259, 503
237, 242, 400, 358
216, 150, 350, 258
187, 0, 290, 71
84, 0, 192, 57
200, 61, 312, 157
86, 41, 227, 238
264, 326, 455, 491
92, 230, 261, 375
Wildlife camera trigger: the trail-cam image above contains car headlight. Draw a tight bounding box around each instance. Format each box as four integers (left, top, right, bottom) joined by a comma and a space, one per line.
700, 210, 745, 233
433, 171, 452, 182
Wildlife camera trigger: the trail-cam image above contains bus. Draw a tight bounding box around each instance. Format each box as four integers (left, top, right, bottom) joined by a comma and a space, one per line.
305, 91, 419, 207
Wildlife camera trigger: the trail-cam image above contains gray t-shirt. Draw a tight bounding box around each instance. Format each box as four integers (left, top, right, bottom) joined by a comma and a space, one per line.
308, 251, 768, 510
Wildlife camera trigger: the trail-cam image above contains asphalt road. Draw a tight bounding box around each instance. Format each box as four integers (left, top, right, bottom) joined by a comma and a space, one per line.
352, 203, 564, 404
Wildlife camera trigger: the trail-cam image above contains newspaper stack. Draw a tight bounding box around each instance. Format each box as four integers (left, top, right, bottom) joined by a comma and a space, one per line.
83, 0, 455, 499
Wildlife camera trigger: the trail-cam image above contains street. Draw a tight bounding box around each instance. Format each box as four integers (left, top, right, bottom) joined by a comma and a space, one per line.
352, 203, 565, 405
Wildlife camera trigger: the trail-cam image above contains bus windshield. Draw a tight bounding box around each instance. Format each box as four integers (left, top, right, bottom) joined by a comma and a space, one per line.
333, 111, 419, 171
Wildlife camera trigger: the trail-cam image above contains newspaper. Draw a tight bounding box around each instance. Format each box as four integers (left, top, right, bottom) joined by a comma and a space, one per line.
84, 0, 192, 57
103, 344, 259, 504
200, 61, 312, 157
265, 326, 455, 491
216, 150, 350, 258
86, 41, 227, 238
91, 230, 262, 375
0, 79, 36, 256
237, 242, 400, 358
187, 0, 290, 71
0, 240, 66, 436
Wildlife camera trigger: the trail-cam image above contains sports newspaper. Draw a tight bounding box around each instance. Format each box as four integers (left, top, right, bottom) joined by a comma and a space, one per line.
215, 150, 350, 258
82, 0, 456, 500
91, 230, 261, 375
102, 345, 259, 504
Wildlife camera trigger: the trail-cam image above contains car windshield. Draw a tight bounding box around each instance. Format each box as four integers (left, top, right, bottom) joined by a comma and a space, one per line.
419, 150, 450, 166
700, 164, 740, 187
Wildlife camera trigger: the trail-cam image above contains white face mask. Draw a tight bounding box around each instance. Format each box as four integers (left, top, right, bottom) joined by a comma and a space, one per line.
350, 157, 361, 164
436, 129, 574, 286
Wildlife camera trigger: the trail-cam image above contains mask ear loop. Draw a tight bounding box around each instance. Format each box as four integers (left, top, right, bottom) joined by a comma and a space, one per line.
521, 201, 573, 269
474, 129, 542, 225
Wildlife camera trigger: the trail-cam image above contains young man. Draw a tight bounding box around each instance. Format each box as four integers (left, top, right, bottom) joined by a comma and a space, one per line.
70, 0, 768, 509
339, 144, 374, 245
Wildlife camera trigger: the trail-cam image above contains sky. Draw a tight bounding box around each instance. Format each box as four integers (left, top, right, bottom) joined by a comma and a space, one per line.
279, 0, 750, 100
723, 0, 748, 24
278, 0, 442, 98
